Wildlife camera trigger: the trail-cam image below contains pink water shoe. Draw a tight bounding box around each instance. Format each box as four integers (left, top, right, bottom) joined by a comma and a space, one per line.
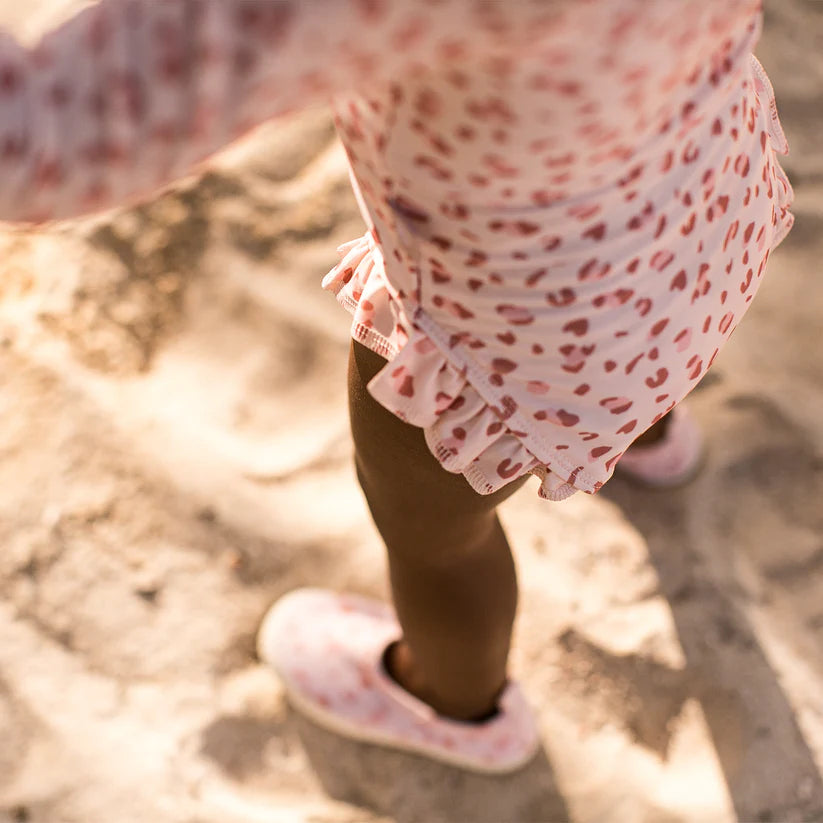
617, 405, 705, 487
257, 588, 540, 773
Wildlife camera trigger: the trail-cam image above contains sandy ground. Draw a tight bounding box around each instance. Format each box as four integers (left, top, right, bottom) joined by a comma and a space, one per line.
0, 2, 822, 822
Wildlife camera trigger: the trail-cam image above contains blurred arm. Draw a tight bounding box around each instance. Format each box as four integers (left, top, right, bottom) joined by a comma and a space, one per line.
0, 0, 556, 222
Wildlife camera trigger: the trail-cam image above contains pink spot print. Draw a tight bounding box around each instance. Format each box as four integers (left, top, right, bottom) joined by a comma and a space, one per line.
482, 152, 519, 178
723, 219, 740, 251
434, 392, 454, 413
496, 331, 516, 345
617, 419, 638, 434
590, 446, 612, 460
415, 88, 442, 117
627, 201, 655, 231
681, 141, 700, 164
527, 381, 551, 395
492, 396, 518, 420
516, 220, 540, 235
546, 288, 576, 307
718, 311, 735, 334
605, 453, 623, 472
734, 153, 751, 176
625, 353, 644, 374
674, 328, 693, 351
574, 384, 591, 396
488, 218, 540, 236
650, 318, 670, 337
651, 250, 675, 271
390, 195, 430, 223
559, 343, 595, 374
534, 408, 580, 427
635, 298, 653, 317
618, 164, 644, 188
465, 249, 488, 267
413, 337, 437, 356
497, 459, 523, 479
645, 368, 669, 389
670, 269, 688, 291
600, 396, 633, 414
568, 202, 601, 221
592, 288, 634, 309
582, 222, 607, 241
440, 298, 474, 320
562, 318, 589, 337
578, 258, 611, 281
414, 153, 453, 181
526, 268, 548, 287
492, 358, 518, 374
530, 188, 557, 207
496, 304, 534, 325
440, 202, 470, 222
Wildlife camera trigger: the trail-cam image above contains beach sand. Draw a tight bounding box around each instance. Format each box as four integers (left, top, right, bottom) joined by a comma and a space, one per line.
0, 2, 821, 821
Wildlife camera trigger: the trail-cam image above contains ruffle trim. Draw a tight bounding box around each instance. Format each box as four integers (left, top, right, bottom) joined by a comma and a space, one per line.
322, 233, 579, 502
750, 54, 788, 156
750, 53, 795, 248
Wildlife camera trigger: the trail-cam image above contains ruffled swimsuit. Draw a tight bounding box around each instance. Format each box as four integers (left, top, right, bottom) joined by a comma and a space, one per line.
322, 0, 793, 499
0, 0, 793, 500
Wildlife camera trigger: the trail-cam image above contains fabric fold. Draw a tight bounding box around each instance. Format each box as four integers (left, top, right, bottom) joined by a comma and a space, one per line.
750, 54, 795, 246
322, 234, 580, 501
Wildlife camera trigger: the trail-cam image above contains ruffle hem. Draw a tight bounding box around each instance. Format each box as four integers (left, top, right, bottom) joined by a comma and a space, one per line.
322, 232, 578, 501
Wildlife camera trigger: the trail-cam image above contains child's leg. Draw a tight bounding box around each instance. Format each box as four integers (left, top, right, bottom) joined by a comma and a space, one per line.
348, 340, 528, 722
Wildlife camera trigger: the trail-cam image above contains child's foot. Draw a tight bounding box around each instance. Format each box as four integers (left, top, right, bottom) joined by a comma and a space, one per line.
257, 588, 539, 773
617, 405, 705, 487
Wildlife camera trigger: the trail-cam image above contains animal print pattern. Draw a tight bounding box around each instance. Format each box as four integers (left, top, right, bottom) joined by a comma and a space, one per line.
0, 0, 793, 499
323, 0, 794, 499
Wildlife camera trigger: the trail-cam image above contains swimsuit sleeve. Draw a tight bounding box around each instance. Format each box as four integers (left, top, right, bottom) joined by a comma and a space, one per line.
0, 0, 552, 223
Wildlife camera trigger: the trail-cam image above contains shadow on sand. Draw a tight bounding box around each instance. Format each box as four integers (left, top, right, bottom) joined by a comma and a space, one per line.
291, 708, 571, 823
601, 407, 823, 822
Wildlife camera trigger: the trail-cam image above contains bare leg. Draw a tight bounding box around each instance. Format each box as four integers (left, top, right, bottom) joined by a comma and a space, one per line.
631, 411, 672, 446
348, 341, 527, 721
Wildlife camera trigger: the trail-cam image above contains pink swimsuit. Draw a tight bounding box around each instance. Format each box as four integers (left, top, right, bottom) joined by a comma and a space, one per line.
0, 0, 793, 500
